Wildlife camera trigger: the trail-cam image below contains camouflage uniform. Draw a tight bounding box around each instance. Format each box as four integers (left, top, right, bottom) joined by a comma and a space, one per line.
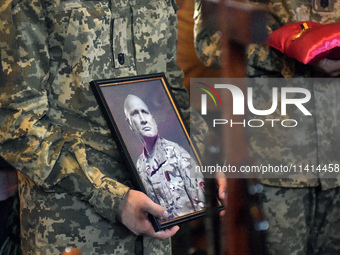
136, 137, 205, 221
193, 0, 221, 68
246, 0, 340, 186
246, 0, 340, 253
0, 0, 207, 254
194, 0, 340, 253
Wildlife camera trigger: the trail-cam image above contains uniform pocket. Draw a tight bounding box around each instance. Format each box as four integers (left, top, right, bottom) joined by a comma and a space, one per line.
111, 0, 178, 74
112, 7, 135, 69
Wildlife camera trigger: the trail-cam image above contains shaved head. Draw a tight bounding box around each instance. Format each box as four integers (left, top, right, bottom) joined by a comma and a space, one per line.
124, 94, 158, 140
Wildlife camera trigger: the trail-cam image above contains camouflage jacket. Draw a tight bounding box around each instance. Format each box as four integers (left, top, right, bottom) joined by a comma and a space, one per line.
136, 137, 205, 221
193, 0, 340, 190
0, 0, 207, 254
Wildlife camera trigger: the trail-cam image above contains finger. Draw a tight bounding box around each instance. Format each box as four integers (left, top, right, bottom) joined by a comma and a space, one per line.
137, 218, 157, 236
143, 197, 168, 219
219, 186, 226, 200
328, 59, 340, 72
317, 58, 340, 74
148, 226, 180, 240
330, 71, 340, 77
217, 178, 227, 200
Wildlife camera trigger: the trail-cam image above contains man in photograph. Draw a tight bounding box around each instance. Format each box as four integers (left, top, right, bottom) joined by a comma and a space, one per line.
124, 94, 205, 221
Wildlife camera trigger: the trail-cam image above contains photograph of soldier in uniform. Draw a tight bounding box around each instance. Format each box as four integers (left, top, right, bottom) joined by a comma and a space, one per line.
123, 94, 205, 222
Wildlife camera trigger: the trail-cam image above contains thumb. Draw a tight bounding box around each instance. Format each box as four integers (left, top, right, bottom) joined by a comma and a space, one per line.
143, 199, 168, 219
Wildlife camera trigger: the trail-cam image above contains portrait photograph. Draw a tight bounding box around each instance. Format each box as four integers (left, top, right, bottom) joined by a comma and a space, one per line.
91, 73, 208, 231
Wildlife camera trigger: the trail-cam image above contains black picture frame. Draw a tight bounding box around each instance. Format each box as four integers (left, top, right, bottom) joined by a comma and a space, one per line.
90, 73, 220, 231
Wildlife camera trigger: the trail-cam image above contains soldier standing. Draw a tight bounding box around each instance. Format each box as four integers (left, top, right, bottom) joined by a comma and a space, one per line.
0, 0, 208, 254
194, 0, 340, 253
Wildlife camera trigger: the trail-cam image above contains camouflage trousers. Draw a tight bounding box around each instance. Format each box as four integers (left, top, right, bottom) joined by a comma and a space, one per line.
260, 185, 340, 255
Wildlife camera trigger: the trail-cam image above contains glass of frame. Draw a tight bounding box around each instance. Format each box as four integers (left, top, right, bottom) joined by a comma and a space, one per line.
91, 73, 221, 231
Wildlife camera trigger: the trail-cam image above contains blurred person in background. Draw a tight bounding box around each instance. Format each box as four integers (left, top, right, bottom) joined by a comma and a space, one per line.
0, 157, 21, 255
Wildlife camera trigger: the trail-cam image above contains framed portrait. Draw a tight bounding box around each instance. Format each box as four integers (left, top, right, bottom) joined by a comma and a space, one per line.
90, 73, 222, 231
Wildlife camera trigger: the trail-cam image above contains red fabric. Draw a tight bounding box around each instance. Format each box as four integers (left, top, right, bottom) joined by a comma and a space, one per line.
266, 21, 340, 64
199, 181, 205, 192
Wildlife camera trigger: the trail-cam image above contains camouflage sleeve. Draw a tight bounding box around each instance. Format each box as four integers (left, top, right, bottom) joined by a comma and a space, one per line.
0, 0, 129, 224
245, 3, 288, 78
246, 43, 288, 77
166, 0, 209, 156
193, 0, 221, 68
245, 0, 314, 78
164, 0, 186, 100
176, 144, 205, 206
